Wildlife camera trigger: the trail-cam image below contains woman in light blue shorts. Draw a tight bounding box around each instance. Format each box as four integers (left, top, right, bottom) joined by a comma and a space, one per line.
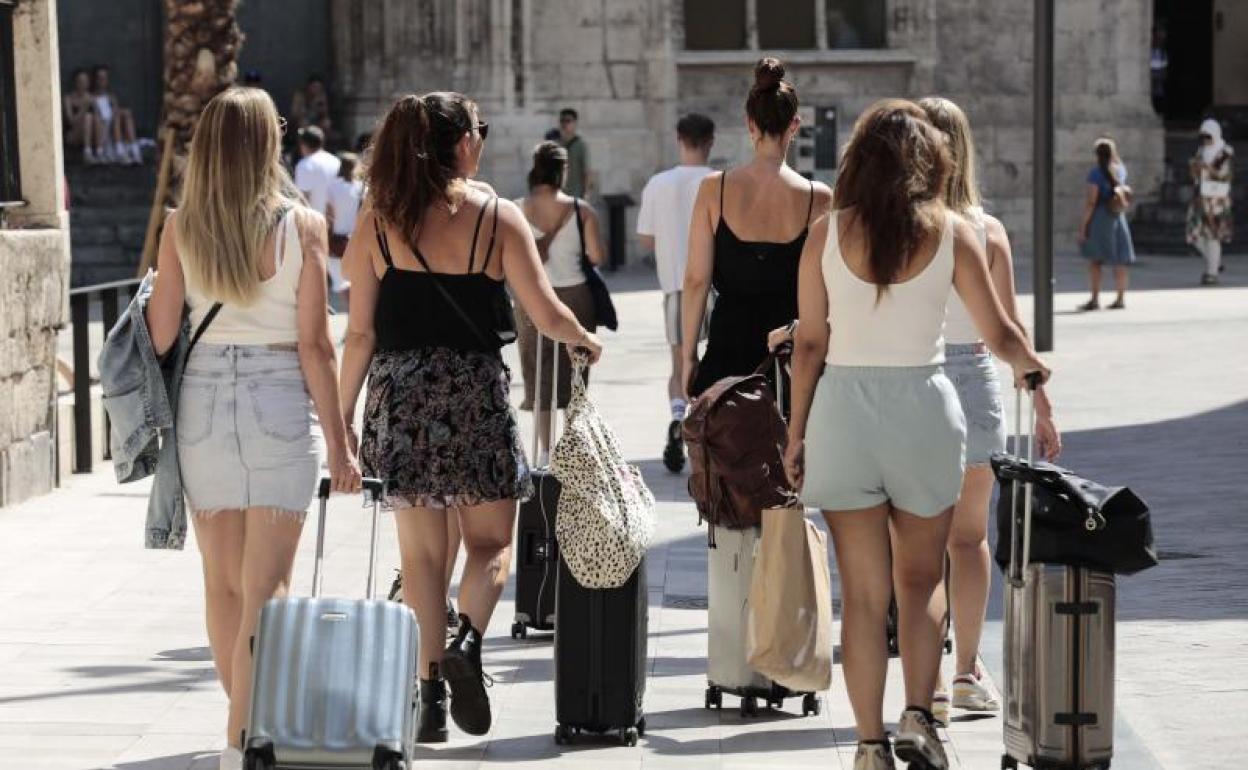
919, 98, 1062, 724
144, 88, 360, 770
784, 100, 1049, 770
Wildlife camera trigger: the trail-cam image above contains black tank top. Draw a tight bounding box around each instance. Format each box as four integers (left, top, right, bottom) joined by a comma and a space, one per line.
691, 170, 813, 396
373, 197, 510, 354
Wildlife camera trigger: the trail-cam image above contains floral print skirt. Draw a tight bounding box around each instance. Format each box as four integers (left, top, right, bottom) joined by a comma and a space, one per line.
361, 346, 533, 509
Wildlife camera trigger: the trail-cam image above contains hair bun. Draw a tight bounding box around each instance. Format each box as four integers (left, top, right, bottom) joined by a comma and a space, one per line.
753, 57, 785, 91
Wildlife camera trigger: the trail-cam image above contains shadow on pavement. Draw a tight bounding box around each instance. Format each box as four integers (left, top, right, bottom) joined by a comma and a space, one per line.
111, 752, 212, 770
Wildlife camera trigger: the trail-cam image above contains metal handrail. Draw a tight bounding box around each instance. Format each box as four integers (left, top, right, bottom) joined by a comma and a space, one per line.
64, 277, 142, 479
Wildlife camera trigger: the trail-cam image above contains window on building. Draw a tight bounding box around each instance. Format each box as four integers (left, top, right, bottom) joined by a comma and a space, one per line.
0, 0, 21, 205
683, 0, 747, 51
759, 0, 816, 49
826, 0, 886, 49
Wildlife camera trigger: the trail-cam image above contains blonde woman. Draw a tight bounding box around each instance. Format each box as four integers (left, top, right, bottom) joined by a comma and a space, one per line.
918, 97, 1062, 724
145, 87, 360, 770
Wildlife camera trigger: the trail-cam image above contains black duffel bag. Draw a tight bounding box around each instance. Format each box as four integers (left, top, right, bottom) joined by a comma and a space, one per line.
992, 455, 1157, 575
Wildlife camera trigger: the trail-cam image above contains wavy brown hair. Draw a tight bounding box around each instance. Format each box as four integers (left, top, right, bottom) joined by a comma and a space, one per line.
832, 99, 952, 298
366, 91, 477, 246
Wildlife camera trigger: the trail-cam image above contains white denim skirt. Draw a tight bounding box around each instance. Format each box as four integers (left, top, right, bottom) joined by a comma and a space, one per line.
177, 344, 321, 517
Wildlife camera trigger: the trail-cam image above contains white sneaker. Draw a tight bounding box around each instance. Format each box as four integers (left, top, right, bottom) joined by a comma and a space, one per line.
129, 142, 144, 165
854, 741, 896, 770
932, 687, 951, 726
952, 670, 1000, 712
218, 746, 243, 770
894, 708, 948, 770
84, 146, 99, 165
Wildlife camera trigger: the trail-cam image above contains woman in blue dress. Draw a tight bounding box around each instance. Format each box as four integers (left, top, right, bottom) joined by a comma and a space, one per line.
1077, 137, 1136, 310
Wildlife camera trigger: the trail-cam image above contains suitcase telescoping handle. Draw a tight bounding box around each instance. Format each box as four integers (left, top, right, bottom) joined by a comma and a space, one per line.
311, 477, 386, 600
531, 333, 561, 468
1007, 372, 1045, 584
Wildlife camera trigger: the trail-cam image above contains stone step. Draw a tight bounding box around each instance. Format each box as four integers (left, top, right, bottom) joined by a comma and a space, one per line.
70, 204, 152, 228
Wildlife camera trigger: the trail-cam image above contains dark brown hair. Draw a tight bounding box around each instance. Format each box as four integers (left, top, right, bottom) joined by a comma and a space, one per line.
676, 113, 715, 150
366, 91, 477, 245
832, 99, 952, 297
745, 58, 798, 137
528, 140, 568, 189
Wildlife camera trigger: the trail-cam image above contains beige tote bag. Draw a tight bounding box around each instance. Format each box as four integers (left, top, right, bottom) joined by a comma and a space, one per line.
745, 505, 834, 692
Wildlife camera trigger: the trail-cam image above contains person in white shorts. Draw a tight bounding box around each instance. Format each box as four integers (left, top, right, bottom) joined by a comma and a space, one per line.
326, 151, 363, 301
784, 100, 1049, 770
636, 113, 715, 471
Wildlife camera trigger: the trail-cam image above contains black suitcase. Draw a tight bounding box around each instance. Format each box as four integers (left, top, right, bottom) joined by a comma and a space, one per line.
553, 555, 648, 746
512, 334, 563, 639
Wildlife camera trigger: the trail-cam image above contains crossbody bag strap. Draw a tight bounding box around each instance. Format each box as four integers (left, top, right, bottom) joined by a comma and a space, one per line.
186, 302, 223, 361
573, 199, 591, 269
407, 248, 496, 350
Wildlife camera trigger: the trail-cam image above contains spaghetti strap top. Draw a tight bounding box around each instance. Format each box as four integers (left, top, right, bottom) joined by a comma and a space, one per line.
690, 171, 813, 396
372, 196, 510, 354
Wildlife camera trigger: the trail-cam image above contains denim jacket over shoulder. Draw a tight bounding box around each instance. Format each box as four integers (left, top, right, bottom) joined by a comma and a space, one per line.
99, 270, 192, 549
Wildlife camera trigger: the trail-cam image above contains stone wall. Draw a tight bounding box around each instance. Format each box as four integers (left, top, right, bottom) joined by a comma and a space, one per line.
331, 0, 1163, 261
2, 0, 72, 507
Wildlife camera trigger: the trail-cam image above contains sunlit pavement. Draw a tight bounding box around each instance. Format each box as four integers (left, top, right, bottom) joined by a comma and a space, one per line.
3, 250, 1245, 769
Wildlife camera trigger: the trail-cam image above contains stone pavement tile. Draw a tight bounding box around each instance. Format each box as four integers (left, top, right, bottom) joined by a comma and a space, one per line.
105, 734, 221, 770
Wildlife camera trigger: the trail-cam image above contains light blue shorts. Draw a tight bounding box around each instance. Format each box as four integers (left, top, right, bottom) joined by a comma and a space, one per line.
177, 344, 322, 517
944, 344, 1006, 466
802, 365, 966, 518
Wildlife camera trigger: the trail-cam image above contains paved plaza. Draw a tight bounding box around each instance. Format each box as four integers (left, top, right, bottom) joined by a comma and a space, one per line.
1, 251, 1245, 769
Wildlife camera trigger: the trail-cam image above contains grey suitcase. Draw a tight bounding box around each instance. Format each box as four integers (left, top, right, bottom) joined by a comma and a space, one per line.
1001, 379, 1115, 770
245, 477, 418, 770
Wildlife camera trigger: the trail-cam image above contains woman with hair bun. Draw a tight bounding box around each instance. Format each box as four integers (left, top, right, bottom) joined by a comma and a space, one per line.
682, 58, 833, 406
338, 92, 602, 743
514, 140, 605, 456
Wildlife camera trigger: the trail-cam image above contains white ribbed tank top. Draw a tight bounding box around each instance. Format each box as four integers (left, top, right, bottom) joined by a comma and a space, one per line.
943, 206, 989, 345
185, 210, 302, 345
823, 209, 955, 367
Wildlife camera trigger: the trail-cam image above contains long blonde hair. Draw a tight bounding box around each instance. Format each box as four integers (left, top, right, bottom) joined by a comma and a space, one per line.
176, 87, 299, 305
918, 96, 981, 214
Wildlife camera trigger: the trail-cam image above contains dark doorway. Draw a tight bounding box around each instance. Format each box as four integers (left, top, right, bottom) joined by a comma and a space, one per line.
1155, 0, 1213, 123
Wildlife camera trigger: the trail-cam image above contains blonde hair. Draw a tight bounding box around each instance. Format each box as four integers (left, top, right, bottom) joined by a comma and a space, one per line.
918, 96, 981, 214
175, 87, 299, 305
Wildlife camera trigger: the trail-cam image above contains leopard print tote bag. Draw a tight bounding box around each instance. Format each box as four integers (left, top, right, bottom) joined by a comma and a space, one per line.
551, 350, 656, 589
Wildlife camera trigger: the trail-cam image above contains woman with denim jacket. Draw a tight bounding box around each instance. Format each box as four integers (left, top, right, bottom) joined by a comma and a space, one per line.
145, 87, 360, 770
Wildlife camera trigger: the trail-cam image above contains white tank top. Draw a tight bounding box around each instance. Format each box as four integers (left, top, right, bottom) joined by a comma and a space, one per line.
526, 202, 587, 289
944, 207, 988, 345
824, 209, 955, 366
185, 210, 302, 345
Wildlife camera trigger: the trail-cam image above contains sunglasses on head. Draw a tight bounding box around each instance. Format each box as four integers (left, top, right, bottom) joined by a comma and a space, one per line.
476, 122, 490, 140
1200, 133, 1212, 141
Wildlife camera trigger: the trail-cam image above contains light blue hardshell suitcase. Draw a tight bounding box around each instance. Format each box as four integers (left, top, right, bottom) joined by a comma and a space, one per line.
245, 478, 418, 770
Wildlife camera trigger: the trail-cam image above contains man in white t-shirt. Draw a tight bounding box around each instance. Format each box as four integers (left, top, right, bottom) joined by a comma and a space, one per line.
325, 151, 363, 299
294, 126, 340, 216
636, 113, 715, 472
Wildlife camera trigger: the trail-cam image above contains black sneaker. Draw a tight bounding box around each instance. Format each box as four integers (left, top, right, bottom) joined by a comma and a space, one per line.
416, 677, 448, 743
441, 614, 493, 736
663, 419, 685, 473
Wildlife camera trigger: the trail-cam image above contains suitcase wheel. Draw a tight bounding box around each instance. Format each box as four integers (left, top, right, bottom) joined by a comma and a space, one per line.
619, 726, 639, 746
1000, 756, 1018, 770
511, 621, 527, 640
636, 717, 646, 736
802, 693, 821, 717
242, 751, 274, 770
554, 723, 574, 745
740, 696, 759, 717
372, 756, 403, 770
704, 686, 723, 710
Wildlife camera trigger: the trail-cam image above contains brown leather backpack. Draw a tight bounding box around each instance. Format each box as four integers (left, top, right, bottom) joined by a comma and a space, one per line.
682, 354, 793, 545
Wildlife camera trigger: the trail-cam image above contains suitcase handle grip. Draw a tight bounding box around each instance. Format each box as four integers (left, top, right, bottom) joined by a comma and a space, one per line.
311, 476, 387, 600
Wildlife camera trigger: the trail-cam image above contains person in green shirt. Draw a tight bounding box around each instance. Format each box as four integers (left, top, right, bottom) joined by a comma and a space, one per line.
559, 107, 591, 198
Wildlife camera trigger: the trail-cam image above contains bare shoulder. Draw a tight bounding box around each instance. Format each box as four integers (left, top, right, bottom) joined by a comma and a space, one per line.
807, 210, 832, 245
575, 197, 600, 223
950, 213, 986, 259
981, 213, 1012, 252
493, 196, 530, 233
468, 179, 497, 195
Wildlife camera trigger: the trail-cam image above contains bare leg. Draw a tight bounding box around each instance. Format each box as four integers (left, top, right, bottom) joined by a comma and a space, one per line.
942, 466, 995, 675
91, 113, 107, 152
454, 498, 517, 629
444, 512, 462, 598
823, 504, 892, 741
120, 108, 137, 144
668, 344, 683, 403
225, 508, 305, 749
534, 408, 552, 460
191, 510, 245, 696
1113, 266, 1129, 304
1087, 261, 1102, 303
891, 505, 954, 710
394, 505, 450, 678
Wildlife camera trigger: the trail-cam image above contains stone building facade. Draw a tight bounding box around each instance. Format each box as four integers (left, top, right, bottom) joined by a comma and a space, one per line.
0, 0, 71, 505
330, 0, 1163, 259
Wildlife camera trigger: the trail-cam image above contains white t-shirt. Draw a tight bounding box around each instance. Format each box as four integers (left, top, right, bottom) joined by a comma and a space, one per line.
326, 178, 363, 236
636, 164, 714, 294
294, 149, 341, 215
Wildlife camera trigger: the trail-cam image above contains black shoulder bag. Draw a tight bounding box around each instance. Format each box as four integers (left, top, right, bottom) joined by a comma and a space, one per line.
574, 200, 618, 331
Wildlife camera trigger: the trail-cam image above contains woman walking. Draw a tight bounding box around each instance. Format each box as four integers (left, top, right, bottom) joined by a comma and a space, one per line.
515, 140, 605, 457
144, 88, 359, 770
784, 100, 1049, 770
1077, 137, 1135, 310
682, 58, 832, 402
1187, 118, 1234, 285
338, 92, 602, 743
918, 97, 1062, 724
326, 151, 364, 302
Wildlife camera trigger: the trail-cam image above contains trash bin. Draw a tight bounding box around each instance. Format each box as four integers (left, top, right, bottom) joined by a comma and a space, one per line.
600, 193, 635, 272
